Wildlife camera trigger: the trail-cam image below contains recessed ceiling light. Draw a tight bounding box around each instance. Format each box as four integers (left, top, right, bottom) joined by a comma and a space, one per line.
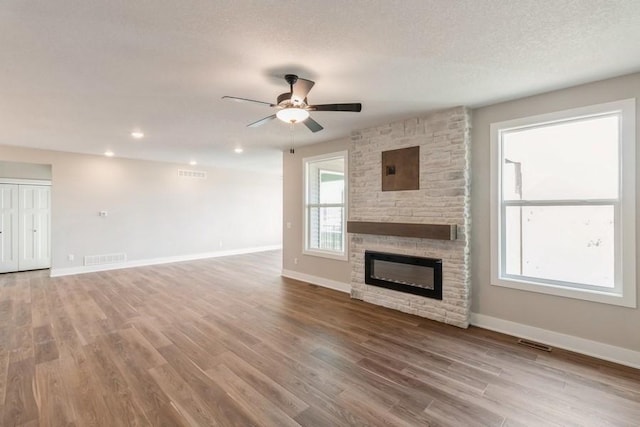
234, 148, 243, 154
104, 151, 115, 157
189, 160, 197, 166
131, 131, 144, 139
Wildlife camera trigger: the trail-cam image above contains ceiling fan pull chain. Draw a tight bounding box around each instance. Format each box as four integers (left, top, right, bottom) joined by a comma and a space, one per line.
289, 122, 295, 154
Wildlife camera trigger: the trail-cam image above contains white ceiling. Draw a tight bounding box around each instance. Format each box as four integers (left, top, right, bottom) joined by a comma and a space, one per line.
2, 1, 640, 174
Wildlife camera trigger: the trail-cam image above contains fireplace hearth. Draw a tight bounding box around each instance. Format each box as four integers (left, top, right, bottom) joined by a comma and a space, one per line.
365, 251, 443, 300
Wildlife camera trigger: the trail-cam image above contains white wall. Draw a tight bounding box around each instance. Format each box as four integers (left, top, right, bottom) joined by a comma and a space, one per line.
471, 72, 640, 354
0, 145, 282, 273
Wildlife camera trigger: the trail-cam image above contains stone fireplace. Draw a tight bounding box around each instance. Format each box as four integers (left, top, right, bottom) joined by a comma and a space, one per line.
348, 107, 471, 328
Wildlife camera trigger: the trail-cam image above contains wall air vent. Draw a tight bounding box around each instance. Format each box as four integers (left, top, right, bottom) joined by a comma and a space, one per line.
178, 169, 207, 179
84, 253, 127, 266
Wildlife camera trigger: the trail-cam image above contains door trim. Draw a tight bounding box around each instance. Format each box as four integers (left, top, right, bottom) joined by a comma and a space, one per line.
0, 178, 51, 186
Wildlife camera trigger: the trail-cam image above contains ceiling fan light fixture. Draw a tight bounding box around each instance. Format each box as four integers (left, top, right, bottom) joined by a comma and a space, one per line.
276, 107, 309, 124
222, 74, 361, 133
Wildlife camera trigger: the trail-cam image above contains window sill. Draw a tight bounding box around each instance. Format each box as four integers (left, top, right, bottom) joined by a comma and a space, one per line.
491, 276, 636, 308
302, 249, 348, 262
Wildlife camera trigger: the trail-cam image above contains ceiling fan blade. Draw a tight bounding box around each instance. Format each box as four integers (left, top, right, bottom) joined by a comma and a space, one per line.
222, 96, 274, 107
247, 114, 277, 128
303, 116, 324, 133
291, 78, 315, 103
309, 103, 362, 112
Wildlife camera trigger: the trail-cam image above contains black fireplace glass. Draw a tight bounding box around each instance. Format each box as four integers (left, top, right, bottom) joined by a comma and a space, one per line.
365, 251, 443, 300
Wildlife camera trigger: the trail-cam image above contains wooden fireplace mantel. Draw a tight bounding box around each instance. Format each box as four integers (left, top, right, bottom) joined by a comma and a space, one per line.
347, 221, 457, 241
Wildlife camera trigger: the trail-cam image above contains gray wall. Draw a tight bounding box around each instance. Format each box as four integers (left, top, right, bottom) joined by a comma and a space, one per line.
282, 138, 351, 284
0, 145, 282, 271
472, 72, 640, 352
282, 72, 640, 354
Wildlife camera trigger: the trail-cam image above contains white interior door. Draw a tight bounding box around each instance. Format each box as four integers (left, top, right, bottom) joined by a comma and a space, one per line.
18, 185, 51, 271
0, 184, 19, 273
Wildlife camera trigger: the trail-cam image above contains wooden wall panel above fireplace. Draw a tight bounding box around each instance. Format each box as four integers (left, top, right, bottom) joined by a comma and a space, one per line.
347, 221, 457, 240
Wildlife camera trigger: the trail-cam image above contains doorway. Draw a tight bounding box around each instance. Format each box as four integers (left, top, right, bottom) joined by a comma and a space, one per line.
0, 161, 52, 273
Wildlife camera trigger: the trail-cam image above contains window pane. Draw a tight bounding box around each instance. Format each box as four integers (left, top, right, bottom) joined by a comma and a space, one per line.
308, 206, 344, 252
305, 153, 346, 256
319, 171, 344, 204
308, 158, 345, 205
504, 205, 614, 287
502, 115, 619, 201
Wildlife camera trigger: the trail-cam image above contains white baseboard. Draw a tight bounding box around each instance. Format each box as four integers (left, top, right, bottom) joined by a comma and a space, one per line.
50, 245, 282, 277
281, 269, 351, 293
470, 312, 640, 370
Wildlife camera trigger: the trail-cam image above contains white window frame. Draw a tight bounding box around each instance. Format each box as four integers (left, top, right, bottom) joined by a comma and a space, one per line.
303, 151, 348, 261
490, 99, 636, 308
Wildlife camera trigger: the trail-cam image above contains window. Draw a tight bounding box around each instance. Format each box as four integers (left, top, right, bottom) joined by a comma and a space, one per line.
490, 99, 636, 307
304, 151, 347, 260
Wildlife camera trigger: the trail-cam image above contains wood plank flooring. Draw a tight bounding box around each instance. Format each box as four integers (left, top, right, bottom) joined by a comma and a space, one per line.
1, 250, 639, 426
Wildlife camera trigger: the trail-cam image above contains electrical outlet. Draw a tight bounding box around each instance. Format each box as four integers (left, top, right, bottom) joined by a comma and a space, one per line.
219, 240, 223, 248
294, 257, 298, 265
68, 254, 74, 261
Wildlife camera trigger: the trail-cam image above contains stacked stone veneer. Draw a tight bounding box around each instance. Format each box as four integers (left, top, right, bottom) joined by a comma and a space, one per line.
349, 106, 471, 328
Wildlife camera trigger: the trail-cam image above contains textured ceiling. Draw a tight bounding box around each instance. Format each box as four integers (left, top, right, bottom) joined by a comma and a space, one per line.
2, 1, 640, 173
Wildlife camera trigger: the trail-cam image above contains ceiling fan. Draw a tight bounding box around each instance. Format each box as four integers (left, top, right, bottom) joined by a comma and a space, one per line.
222, 74, 362, 133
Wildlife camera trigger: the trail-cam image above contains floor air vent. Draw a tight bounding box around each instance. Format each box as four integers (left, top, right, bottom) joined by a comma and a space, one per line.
178, 169, 207, 179
518, 338, 552, 352
84, 253, 127, 266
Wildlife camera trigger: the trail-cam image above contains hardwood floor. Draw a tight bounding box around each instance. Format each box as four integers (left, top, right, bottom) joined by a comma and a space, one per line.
1, 250, 639, 426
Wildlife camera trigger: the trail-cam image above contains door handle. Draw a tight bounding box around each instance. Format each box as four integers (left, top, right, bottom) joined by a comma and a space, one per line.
33, 229, 37, 232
